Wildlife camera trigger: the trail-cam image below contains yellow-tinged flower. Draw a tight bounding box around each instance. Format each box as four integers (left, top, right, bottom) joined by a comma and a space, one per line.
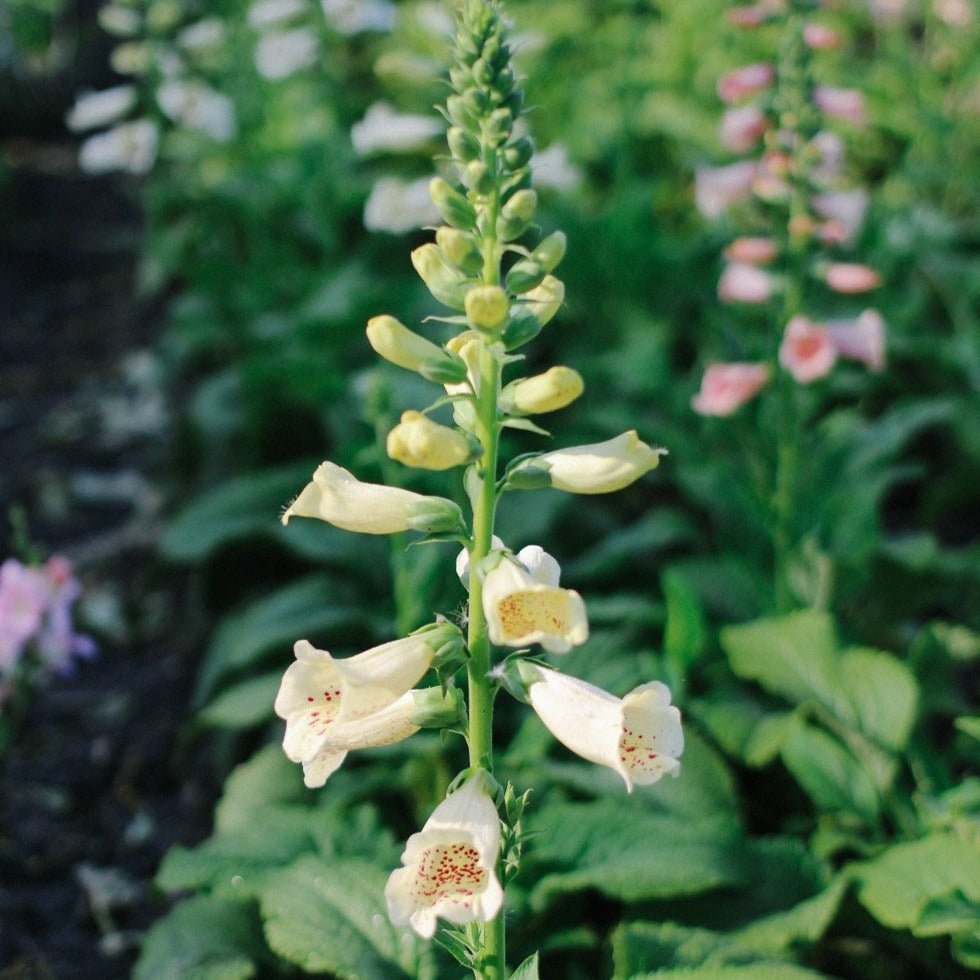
275, 628, 459, 787
479, 544, 588, 654
502, 366, 583, 415
365, 315, 466, 384
509, 431, 666, 494
522, 275, 564, 326
387, 411, 474, 470
282, 461, 462, 534
385, 773, 503, 938
464, 284, 509, 331
520, 663, 683, 792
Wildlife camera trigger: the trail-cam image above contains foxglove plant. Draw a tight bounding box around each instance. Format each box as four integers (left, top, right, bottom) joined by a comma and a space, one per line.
275, 2, 681, 975
693, 0, 886, 610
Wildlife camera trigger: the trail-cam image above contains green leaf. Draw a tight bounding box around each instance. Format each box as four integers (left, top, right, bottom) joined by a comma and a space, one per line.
838, 647, 919, 752
955, 716, 980, 741
215, 744, 305, 834
662, 567, 707, 675
162, 463, 317, 561
133, 893, 263, 980
914, 890, 980, 938
194, 575, 365, 703
259, 854, 430, 979
200, 672, 281, 729
780, 717, 881, 823
626, 965, 832, 980
510, 952, 541, 979
853, 832, 980, 931
527, 798, 743, 905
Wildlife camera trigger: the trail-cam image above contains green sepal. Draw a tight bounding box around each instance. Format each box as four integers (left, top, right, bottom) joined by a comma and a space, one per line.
429, 177, 477, 230
501, 417, 551, 437
409, 686, 466, 730
447, 125, 480, 162
432, 928, 475, 969
500, 455, 551, 491
531, 231, 567, 272
502, 307, 543, 349
502, 137, 533, 170
506, 257, 546, 294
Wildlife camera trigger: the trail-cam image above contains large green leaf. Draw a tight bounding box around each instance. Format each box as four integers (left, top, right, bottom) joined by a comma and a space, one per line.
852, 832, 980, 931
200, 672, 281, 729
133, 893, 263, 980
215, 744, 305, 834
259, 854, 432, 979
510, 952, 541, 979
194, 574, 368, 703
527, 798, 743, 906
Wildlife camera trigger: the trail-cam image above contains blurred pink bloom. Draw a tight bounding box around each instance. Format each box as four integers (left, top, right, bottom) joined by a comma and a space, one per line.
779, 316, 838, 383
824, 262, 881, 294
0, 560, 48, 671
695, 160, 757, 219
718, 62, 775, 103
804, 23, 843, 49
692, 362, 770, 416
752, 150, 791, 201
718, 262, 774, 303
934, 0, 973, 27
724, 236, 778, 265
808, 130, 845, 183
719, 105, 768, 152
37, 556, 96, 674
826, 309, 886, 371
812, 189, 869, 245
727, 4, 782, 27
814, 85, 866, 125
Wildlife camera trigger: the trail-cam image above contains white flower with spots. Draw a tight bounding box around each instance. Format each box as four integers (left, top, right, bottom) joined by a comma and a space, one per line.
478, 545, 588, 654
521, 664, 683, 791
274, 629, 454, 786
385, 773, 503, 938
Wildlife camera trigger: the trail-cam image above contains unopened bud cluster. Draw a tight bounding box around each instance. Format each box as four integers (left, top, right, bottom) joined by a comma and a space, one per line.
693, 0, 886, 416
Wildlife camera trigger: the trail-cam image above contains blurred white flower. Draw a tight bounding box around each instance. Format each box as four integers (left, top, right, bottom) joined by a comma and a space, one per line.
695, 160, 756, 219
351, 102, 443, 156
157, 80, 237, 142
66, 85, 138, 133
254, 27, 318, 79
177, 18, 228, 51
363, 176, 440, 233
531, 143, 582, 192
248, 0, 307, 28
322, 0, 396, 34
78, 120, 159, 175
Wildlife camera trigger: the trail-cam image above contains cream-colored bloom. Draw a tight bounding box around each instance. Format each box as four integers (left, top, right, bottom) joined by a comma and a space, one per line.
78, 120, 159, 175
464, 285, 509, 331
157, 80, 236, 142
523, 664, 683, 792
385, 774, 503, 938
387, 411, 473, 470
351, 102, 442, 155
501, 366, 583, 415
481, 545, 587, 654
365, 315, 465, 383
66, 85, 138, 132
254, 28, 318, 80
521, 275, 564, 326
281, 461, 461, 534
275, 631, 451, 786
510, 431, 665, 494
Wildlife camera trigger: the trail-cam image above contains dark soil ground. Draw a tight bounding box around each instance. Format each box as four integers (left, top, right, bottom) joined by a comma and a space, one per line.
0, 54, 218, 979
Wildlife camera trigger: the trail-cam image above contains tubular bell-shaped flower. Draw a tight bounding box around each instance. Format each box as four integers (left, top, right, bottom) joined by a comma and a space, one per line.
692, 361, 770, 417
478, 545, 587, 654
275, 626, 460, 787
519, 663, 683, 792
281, 461, 463, 534
508, 431, 665, 495
385, 772, 504, 938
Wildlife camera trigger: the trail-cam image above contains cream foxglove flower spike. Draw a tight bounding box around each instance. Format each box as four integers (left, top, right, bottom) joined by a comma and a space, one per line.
521, 663, 683, 792
385, 773, 504, 938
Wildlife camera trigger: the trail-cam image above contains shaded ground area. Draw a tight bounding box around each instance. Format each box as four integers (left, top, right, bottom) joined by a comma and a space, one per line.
0, 139, 216, 977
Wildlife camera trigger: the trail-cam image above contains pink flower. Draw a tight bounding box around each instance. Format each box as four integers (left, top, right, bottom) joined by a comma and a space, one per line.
727, 4, 777, 28
808, 130, 845, 183
0, 559, 48, 671
752, 150, 791, 202
824, 262, 881, 294
694, 161, 757, 219
812, 189, 869, 245
825, 309, 886, 371
718, 262, 774, 304
717, 62, 775, 104
692, 362, 770, 416
719, 105, 768, 152
804, 23, 843, 49
36, 556, 95, 674
779, 315, 837, 382
814, 85, 866, 125
724, 236, 778, 265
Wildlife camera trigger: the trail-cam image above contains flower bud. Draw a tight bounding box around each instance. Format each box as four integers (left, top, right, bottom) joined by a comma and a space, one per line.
523, 275, 564, 326
718, 263, 774, 304
505, 258, 545, 294
411, 243, 470, 309
502, 366, 584, 415
435, 226, 482, 274
530, 231, 567, 273
464, 285, 509, 331
408, 686, 466, 729
502, 137, 533, 170
723, 236, 777, 265
447, 126, 480, 162
429, 177, 476, 230
485, 107, 513, 146
464, 160, 495, 195
366, 315, 468, 384
387, 411, 475, 470
446, 94, 477, 129
717, 62, 775, 103
823, 262, 881, 294
406, 497, 466, 535
692, 362, 770, 417
498, 188, 537, 240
